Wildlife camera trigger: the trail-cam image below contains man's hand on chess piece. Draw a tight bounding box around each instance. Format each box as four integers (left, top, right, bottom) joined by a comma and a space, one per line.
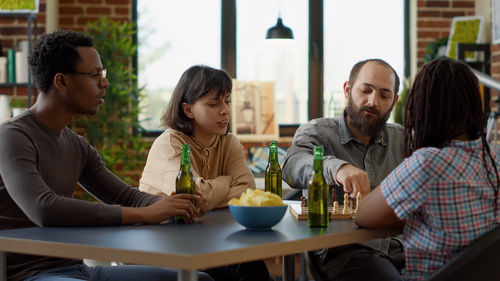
336, 164, 370, 198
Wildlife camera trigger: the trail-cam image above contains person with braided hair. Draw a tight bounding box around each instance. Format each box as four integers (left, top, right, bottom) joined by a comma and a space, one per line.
355, 57, 500, 281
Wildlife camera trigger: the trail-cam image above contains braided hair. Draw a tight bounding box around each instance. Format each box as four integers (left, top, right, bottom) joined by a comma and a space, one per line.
404, 57, 499, 195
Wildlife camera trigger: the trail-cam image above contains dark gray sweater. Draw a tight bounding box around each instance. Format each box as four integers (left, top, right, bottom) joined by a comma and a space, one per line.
0, 110, 159, 281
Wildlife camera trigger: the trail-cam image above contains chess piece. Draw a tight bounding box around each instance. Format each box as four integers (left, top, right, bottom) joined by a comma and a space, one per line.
333, 201, 338, 214
342, 192, 349, 214
354, 192, 362, 213
331, 188, 336, 203
301, 196, 307, 212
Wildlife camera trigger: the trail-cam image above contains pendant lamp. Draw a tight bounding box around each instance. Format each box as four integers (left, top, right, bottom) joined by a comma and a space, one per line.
266, 17, 294, 39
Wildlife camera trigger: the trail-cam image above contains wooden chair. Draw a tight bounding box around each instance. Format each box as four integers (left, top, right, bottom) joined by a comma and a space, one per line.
427, 226, 500, 281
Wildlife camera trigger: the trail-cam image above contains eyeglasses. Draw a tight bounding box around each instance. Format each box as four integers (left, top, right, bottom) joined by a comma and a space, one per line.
70, 69, 107, 84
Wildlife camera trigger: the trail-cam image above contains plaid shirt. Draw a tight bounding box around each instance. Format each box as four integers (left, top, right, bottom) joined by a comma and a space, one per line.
381, 139, 500, 281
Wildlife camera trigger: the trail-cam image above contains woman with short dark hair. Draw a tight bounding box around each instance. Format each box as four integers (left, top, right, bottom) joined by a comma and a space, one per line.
139, 65, 273, 281
139, 65, 254, 210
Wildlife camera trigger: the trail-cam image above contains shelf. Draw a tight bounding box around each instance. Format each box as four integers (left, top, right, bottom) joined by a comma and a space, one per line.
0, 83, 30, 87
0, 12, 37, 17
0, 12, 37, 106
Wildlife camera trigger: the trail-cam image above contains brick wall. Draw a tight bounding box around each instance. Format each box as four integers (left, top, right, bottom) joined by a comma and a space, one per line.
494, 45, 500, 81
416, 0, 476, 68
0, 0, 131, 99
417, 0, 500, 112
492, 44, 500, 108
59, 0, 131, 32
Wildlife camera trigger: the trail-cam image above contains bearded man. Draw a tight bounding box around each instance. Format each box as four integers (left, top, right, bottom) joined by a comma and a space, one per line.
282, 59, 405, 281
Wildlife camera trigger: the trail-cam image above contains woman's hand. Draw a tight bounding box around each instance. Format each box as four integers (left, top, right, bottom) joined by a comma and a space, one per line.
196, 190, 209, 217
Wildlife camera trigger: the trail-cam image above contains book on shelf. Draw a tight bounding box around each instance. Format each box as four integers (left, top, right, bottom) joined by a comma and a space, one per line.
7, 49, 15, 83
0, 57, 6, 83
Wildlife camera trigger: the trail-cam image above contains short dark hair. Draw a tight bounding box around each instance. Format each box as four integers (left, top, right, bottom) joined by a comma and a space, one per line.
348, 58, 400, 96
28, 30, 93, 93
161, 65, 232, 135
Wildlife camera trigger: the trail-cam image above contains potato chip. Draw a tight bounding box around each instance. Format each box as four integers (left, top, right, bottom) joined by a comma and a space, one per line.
228, 188, 285, 206
228, 198, 240, 205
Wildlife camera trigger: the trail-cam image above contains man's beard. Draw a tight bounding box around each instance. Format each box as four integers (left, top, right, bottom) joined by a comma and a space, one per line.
344, 95, 393, 137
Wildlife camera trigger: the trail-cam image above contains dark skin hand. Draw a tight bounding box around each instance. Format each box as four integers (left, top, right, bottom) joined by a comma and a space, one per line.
194, 190, 209, 217
121, 193, 202, 224
354, 186, 404, 230
169, 190, 209, 219
151, 190, 209, 222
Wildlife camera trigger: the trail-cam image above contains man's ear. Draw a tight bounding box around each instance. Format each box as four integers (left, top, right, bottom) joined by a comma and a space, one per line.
182, 102, 194, 119
53, 73, 68, 92
393, 94, 399, 106
343, 81, 351, 99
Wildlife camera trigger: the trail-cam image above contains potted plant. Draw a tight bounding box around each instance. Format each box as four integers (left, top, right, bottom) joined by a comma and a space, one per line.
9, 97, 26, 117
72, 17, 151, 199
423, 37, 448, 64
393, 78, 410, 126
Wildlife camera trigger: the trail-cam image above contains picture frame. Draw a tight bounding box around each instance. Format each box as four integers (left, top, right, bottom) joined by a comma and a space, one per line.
493, 0, 500, 44
0, 0, 39, 13
231, 80, 278, 141
446, 15, 484, 60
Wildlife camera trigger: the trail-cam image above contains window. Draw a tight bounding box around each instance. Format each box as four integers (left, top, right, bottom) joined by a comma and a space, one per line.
323, 0, 405, 118
135, 0, 407, 133
236, 0, 309, 125
137, 0, 221, 131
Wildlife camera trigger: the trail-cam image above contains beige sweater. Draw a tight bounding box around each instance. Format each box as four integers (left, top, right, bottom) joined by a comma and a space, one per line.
139, 128, 255, 210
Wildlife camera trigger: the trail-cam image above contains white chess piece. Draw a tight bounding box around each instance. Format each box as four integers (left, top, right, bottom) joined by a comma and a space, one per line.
342, 193, 349, 214
333, 201, 338, 214
354, 192, 362, 213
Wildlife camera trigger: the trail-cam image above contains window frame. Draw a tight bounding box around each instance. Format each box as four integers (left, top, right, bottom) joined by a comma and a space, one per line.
132, 0, 410, 137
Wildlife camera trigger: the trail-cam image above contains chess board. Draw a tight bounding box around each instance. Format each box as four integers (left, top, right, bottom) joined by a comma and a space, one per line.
289, 202, 355, 220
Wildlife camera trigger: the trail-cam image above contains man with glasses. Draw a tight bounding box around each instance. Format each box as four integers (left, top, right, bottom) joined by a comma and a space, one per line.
283, 59, 405, 281
72, 68, 107, 82
0, 30, 214, 281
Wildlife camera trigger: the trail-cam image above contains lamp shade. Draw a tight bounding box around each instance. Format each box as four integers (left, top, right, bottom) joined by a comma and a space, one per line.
266, 17, 294, 39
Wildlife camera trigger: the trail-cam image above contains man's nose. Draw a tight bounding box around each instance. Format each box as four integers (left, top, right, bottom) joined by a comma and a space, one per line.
100, 77, 110, 89
366, 92, 378, 107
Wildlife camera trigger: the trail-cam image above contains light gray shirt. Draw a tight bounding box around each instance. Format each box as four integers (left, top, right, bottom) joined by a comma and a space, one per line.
283, 114, 404, 191
282, 114, 404, 256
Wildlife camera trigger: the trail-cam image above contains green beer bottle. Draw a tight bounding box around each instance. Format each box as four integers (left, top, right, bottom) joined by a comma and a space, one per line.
175, 144, 196, 223
265, 141, 282, 198
307, 145, 329, 227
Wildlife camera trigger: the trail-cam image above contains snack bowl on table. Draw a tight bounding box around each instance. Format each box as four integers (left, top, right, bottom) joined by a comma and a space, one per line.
229, 204, 288, 229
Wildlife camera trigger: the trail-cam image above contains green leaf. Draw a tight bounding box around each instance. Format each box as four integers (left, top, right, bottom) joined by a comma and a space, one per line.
71, 17, 150, 190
